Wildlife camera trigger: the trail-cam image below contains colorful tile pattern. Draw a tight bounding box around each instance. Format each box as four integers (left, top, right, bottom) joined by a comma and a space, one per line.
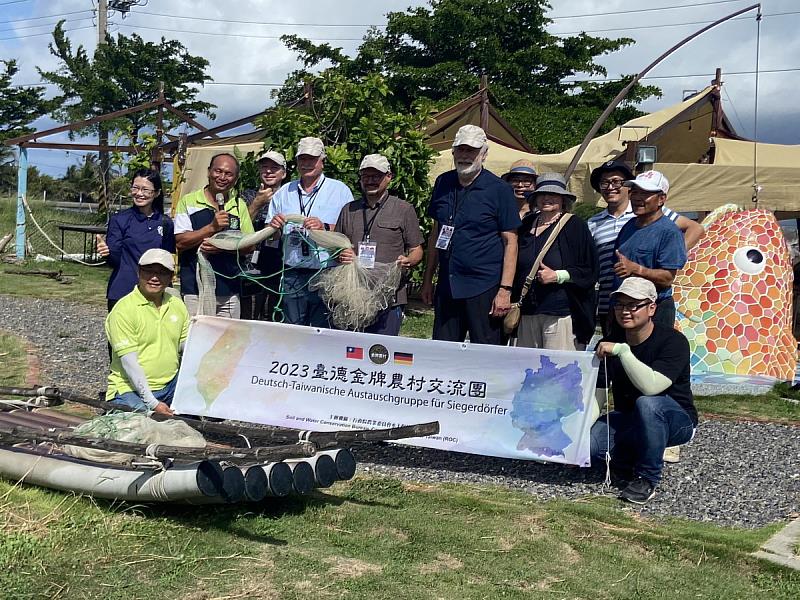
674, 205, 797, 381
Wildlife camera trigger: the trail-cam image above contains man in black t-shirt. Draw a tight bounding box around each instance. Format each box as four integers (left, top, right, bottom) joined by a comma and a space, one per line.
590, 277, 697, 504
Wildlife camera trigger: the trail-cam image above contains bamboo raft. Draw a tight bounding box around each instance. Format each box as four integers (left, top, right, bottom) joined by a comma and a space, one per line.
0, 386, 439, 504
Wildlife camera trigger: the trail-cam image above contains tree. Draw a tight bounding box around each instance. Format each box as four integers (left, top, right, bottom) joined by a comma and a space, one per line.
38, 21, 215, 210
277, 0, 660, 153
39, 22, 214, 139
255, 71, 435, 230
0, 59, 54, 143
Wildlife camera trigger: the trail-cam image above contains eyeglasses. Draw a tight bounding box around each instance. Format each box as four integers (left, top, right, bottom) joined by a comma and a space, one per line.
130, 186, 156, 195
599, 179, 625, 190
613, 301, 652, 314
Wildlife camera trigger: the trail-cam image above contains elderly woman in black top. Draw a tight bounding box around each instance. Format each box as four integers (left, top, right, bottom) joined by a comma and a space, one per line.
512, 173, 598, 350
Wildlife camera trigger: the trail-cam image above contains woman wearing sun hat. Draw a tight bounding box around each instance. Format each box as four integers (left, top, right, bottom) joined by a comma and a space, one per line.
511, 173, 598, 350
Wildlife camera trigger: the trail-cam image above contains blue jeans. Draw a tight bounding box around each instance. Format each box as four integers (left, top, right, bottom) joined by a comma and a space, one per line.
589, 395, 695, 485
110, 375, 178, 413
279, 269, 330, 328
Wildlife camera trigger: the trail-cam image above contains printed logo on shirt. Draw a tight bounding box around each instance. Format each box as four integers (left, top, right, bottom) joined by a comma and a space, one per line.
157, 225, 163, 237
230, 215, 241, 230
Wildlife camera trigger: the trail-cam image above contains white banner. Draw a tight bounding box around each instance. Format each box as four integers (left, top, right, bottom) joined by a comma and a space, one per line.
172, 316, 600, 466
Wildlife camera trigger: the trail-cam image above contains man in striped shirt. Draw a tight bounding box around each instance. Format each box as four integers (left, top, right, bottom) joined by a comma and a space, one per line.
588, 160, 704, 335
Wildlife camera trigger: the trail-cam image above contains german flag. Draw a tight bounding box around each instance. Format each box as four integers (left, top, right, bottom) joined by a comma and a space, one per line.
393, 351, 414, 366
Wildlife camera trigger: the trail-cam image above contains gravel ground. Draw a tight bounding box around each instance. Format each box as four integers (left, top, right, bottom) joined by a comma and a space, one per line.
1, 294, 798, 528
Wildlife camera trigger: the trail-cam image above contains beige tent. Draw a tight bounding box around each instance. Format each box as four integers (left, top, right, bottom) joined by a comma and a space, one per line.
177, 139, 264, 200
432, 86, 800, 212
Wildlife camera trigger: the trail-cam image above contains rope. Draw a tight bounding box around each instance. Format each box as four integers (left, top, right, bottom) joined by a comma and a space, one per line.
602, 356, 612, 490
20, 195, 106, 266
751, 8, 762, 205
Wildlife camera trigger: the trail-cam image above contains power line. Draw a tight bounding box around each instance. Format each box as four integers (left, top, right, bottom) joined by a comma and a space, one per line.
0, 17, 92, 33
0, 0, 33, 6
0, 10, 92, 25
13, 66, 800, 90
131, 9, 386, 28
550, 10, 797, 36
565, 67, 800, 83
116, 22, 363, 41
0, 24, 94, 41
549, 0, 750, 20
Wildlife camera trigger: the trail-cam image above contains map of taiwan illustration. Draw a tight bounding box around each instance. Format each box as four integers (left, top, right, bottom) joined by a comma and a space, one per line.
195, 326, 252, 411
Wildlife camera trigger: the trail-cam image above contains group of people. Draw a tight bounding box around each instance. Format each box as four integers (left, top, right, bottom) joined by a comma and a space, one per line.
97, 124, 704, 504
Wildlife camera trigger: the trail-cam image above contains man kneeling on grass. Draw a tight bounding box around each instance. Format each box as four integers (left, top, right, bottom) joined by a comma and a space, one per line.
105, 249, 189, 416
590, 277, 697, 504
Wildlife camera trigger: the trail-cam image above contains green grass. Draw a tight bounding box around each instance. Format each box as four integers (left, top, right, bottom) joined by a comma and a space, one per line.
696, 391, 800, 424
0, 260, 109, 306
400, 307, 433, 339
0, 329, 28, 387
0, 195, 104, 257
0, 478, 797, 600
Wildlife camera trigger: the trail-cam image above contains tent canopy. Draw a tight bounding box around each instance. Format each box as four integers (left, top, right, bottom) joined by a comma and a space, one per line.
432, 86, 800, 212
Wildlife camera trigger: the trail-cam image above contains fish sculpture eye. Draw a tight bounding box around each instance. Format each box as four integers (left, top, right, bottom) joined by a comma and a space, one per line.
733, 246, 766, 275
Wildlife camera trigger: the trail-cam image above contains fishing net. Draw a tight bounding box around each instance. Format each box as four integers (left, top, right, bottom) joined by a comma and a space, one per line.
62, 412, 206, 466
310, 259, 403, 330
196, 214, 353, 316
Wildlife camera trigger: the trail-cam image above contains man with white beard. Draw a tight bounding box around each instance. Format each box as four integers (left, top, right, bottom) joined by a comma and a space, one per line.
421, 125, 520, 345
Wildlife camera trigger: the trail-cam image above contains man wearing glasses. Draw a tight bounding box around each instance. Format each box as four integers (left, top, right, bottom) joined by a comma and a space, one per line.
590, 277, 696, 504
588, 161, 703, 334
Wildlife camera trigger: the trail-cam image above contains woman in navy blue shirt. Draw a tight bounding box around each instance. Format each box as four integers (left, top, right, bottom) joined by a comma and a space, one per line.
97, 169, 175, 310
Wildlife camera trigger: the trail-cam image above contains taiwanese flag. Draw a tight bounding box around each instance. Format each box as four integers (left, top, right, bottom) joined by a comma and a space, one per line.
393, 351, 414, 366
346, 346, 364, 360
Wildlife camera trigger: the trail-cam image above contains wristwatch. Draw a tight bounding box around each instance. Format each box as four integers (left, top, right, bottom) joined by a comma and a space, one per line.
499, 284, 513, 291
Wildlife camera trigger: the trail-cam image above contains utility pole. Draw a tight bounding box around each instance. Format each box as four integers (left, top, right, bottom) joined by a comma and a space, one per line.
97, 0, 110, 214
98, 0, 108, 46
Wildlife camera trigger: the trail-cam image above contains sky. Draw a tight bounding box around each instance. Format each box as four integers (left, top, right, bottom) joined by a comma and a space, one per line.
1, 0, 798, 177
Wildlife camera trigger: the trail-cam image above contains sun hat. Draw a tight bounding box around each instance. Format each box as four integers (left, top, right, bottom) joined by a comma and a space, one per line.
257, 150, 287, 169
530, 172, 576, 201
501, 159, 538, 181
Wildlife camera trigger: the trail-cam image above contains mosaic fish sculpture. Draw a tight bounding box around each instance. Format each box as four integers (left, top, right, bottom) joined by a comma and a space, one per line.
674, 204, 796, 382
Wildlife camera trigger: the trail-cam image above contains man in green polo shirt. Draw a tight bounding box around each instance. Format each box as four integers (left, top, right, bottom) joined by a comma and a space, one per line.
105, 248, 190, 415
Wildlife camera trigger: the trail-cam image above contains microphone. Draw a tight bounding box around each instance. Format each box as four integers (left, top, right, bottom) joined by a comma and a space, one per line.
215, 193, 227, 230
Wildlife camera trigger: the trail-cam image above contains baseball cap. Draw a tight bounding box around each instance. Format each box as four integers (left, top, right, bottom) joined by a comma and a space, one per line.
296, 137, 325, 157
138, 248, 175, 272
611, 277, 657, 303
452, 125, 487, 149
257, 149, 287, 169
359, 154, 391, 173
624, 170, 669, 194
501, 159, 537, 181
590, 159, 634, 192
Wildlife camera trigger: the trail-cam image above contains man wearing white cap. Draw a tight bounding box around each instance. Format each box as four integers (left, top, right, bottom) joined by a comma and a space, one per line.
268, 137, 355, 327
335, 154, 424, 335
105, 249, 190, 415
421, 125, 520, 345
242, 149, 288, 320
590, 277, 696, 504
612, 170, 687, 328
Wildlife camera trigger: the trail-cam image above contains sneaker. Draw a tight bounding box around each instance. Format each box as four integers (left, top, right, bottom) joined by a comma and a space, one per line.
620, 477, 656, 504
663, 446, 681, 463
